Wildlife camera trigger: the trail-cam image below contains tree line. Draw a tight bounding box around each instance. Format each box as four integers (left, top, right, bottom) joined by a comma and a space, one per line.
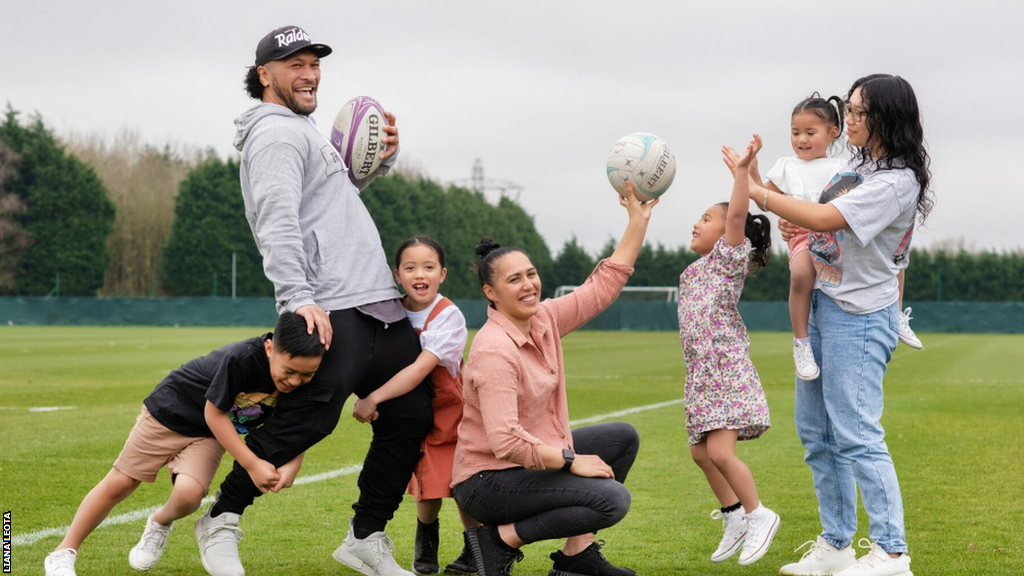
1, 108, 1020, 301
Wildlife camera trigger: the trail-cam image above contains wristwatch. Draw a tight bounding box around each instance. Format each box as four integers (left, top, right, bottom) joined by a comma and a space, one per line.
561, 448, 575, 471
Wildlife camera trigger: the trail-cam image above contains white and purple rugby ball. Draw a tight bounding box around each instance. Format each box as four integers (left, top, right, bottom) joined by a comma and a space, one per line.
330, 96, 389, 187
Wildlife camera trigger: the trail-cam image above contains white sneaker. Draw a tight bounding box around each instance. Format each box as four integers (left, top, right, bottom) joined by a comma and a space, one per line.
333, 519, 413, 576
194, 506, 245, 576
834, 539, 913, 576
709, 508, 747, 562
793, 340, 820, 381
738, 505, 779, 565
779, 536, 856, 575
129, 515, 172, 571
898, 308, 923, 349
44, 548, 77, 576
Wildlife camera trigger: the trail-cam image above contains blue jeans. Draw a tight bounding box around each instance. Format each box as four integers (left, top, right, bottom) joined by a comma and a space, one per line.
452, 422, 638, 544
797, 290, 907, 553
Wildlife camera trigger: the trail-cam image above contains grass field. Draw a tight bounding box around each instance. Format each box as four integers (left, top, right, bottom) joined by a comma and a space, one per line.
2, 326, 1022, 575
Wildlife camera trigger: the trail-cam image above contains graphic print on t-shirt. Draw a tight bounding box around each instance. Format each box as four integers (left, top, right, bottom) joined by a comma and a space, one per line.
808, 172, 863, 287
229, 391, 279, 434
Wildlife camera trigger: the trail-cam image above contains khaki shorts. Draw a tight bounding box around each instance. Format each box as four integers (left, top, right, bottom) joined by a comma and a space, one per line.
113, 405, 225, 493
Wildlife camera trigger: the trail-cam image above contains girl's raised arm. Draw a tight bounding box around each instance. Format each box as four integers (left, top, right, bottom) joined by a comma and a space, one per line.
722, 135, 762, 247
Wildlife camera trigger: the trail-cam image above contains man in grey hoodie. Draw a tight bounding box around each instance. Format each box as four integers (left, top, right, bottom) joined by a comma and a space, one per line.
193, 25, 432, 576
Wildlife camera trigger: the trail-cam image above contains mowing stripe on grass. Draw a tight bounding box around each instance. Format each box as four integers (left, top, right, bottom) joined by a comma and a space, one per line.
14, 400, 681, 547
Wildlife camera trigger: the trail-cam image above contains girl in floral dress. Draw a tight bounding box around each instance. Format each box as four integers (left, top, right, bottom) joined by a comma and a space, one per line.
678, 135, 777, 567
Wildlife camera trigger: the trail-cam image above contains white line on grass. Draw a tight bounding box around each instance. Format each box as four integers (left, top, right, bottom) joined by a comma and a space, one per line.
0, 406, 76, 412
14, 401, 680, 546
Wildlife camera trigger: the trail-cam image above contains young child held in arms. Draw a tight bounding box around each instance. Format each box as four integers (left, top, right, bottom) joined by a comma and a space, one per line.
352, 235, 477, 576
44, 312, 324, 576
760, 94, 846, 379
678, 135, 778, 566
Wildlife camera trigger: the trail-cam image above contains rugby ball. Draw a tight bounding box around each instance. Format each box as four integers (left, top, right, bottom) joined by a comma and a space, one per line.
330, 96, 389, 187
605, 132, 676, 201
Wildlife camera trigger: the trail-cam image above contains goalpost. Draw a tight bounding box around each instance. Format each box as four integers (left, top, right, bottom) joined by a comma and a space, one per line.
553, 285, 679, 302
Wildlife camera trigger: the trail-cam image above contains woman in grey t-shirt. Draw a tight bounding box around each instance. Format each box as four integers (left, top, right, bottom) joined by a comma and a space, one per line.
739, 74, 932, 576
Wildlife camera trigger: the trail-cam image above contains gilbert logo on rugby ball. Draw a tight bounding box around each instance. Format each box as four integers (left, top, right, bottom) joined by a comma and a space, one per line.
330, 96, 389, 186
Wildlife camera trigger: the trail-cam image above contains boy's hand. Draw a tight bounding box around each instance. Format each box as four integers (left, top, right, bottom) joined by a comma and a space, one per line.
352, 397, 379, 423
247, 458, 281, 494
269, 454, 304, 493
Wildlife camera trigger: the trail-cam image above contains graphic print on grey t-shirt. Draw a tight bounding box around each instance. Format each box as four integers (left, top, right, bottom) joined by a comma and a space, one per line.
809, 172, 862, 286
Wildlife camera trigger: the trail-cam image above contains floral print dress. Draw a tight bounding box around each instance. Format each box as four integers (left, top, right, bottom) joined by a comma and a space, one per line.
678, 237, 770, 445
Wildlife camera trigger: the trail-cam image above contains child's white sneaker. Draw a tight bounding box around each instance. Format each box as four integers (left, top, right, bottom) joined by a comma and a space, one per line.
709, 508, 747, 562
44, 548, 78, 576
129, 515, 173, 571
737, 505, 779, 566
898, 308, 923, 349
779, 536, 856, 575
793, 340, 820, 381
835, 539, 913, 576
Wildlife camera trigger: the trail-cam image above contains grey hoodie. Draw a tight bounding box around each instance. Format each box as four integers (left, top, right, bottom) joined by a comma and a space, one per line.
234, 103, 400, 313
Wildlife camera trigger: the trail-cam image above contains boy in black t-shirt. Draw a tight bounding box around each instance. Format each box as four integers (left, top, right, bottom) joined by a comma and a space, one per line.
44, 312, 325, 576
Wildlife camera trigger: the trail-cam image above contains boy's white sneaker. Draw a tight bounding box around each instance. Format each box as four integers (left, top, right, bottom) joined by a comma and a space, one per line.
194, 506, 245, 576
333, 519, 413, 576
44, 548, 78, 576
793, 340, 820, 381
709, 508, 747, 562
834, 540, 913, 576
779, 536, 856, 575
898, 308, 923, 349
737, 505, 779, 566
129, 515, 173, 571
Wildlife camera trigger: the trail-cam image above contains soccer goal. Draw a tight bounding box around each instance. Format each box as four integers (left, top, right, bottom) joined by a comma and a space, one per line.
553, 285, 678, 302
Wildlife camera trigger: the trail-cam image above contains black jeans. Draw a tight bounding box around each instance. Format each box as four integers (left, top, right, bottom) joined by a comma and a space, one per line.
452, 422, 639, 544
216, 308, 434, 532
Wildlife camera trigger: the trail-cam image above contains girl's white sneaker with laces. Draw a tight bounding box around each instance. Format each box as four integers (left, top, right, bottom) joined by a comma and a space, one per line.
737, 505, 779, 566
779, 536, 856, 575
44, 548, 78, 576
835, 540, 913, 576
708, 508, 747, 562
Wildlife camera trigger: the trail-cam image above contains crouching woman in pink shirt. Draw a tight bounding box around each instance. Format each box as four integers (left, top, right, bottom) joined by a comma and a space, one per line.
451, 183, 656, 576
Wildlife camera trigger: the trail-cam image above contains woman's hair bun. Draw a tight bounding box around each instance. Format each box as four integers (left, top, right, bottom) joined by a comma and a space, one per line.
475, 237, 501, 259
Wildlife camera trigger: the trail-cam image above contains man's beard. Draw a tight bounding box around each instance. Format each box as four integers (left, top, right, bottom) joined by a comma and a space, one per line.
270, 77, 317, 116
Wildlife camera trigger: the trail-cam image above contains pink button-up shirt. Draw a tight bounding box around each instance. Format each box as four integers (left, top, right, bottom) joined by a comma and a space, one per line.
451, 259, 633, 487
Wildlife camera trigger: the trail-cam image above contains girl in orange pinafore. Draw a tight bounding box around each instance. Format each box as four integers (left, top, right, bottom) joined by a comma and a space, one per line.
352, 235, 477, 575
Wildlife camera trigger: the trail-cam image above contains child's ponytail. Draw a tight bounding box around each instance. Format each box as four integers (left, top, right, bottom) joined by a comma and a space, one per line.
746, 213, 772, 273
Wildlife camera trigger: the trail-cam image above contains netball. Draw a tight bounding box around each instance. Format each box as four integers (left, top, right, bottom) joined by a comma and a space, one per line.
605, 132, 677, 201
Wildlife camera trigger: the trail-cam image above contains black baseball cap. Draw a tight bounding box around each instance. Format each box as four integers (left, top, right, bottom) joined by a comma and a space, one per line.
254, 26, 332, 67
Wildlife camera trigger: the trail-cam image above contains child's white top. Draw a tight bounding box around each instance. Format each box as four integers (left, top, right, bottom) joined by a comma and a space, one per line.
404, 293, 467, 379
766, 157, 846, 202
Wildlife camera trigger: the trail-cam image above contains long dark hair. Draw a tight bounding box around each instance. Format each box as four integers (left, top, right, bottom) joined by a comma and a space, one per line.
715, 204, 772, 273
474, 237, 528, 307
793, 92, 845, 155
848, 74, 933, 223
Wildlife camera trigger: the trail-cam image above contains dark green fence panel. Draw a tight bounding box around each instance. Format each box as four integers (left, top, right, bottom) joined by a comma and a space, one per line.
1, 298, 1022, 333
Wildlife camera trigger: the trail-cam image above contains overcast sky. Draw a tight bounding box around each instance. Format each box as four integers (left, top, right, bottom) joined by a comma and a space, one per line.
4, 0, 1022, 257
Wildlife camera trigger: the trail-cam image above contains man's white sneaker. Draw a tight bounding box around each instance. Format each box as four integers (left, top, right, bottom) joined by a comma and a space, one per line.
129, 515, 173, 571
194, 506, 245, 576
779, 536, 856, 575
709, 508, 747, 562
898, 308, 923, 349
44, 548, 78, 576
834, 540, 913, 576
332, 519, 413, 576
794, 340, 820, 381
737, 505, 779, 566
